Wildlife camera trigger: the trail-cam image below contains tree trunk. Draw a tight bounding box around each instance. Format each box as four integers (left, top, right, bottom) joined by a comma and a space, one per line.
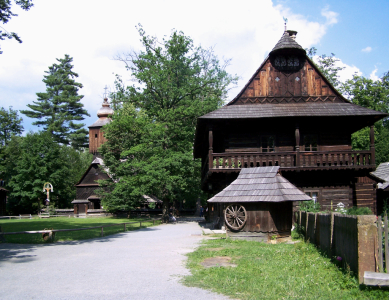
162, 199, 170, 223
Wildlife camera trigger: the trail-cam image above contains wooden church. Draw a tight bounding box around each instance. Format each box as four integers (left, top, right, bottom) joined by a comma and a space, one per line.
72, 98, 114, 215
193, 29, 388, 225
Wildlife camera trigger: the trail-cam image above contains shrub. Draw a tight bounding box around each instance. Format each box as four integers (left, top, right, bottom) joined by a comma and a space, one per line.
299, 200, 321, 213
346, 206, 373, 215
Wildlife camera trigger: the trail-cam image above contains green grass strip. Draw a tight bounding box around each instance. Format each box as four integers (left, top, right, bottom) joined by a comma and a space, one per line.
184, 238, 389, 300
0, 217, 161, 244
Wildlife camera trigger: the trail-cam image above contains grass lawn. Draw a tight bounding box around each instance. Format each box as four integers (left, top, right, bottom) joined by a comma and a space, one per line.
0, 216, 161, 244
184, 238, 389, 300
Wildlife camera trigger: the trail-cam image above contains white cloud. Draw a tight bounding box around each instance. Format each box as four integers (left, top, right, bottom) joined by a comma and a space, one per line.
312, 55, 361, 83
321, 6, 339, 25
369, 67, 380, 81
0, 0, 341, 132
362, 46, 372, 53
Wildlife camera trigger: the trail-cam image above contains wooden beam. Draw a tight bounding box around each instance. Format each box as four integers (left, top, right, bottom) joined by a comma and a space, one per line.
364, 271, 389, 286
208, 128, 213, 173
295, 125, 300, 167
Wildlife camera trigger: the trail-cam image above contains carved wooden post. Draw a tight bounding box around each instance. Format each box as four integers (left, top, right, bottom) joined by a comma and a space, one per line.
208, 127, 213, 171
370, 125, 375, 166
295, 125, 300, 167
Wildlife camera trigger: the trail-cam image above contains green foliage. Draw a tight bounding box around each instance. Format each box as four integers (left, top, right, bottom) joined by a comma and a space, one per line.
299, 200, 321, 213
21, 54, 90, 149
5, 131, 92, 214
305, 47, 345, 89
343, 74, 389, 165
0, 0, 34, 54
0, 106, 23, 146
184, 238, 388, 299
100, 26, 238, 215
346, 206, 373, 216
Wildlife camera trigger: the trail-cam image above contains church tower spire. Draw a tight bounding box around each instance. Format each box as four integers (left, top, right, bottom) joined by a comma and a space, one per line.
88, 94, 114, 155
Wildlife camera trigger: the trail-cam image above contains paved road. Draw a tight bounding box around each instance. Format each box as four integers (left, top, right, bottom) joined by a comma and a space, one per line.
0, 222, 230, 300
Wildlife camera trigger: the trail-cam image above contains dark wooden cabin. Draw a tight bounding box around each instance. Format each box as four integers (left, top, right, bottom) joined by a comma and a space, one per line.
208, 166, 310, 241
73, 98, 113, 215
194, 30, 388, 215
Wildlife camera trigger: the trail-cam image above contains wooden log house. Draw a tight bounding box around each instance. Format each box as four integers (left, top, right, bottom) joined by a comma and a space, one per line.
72, 98, 113, 215
194, 29, 388, 217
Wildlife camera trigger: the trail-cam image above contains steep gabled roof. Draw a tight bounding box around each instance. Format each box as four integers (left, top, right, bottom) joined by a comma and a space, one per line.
75, 157, 112, 186
208, 166, 311, 203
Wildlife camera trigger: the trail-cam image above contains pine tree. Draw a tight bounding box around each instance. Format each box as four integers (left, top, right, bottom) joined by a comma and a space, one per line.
21, 54, 90, 149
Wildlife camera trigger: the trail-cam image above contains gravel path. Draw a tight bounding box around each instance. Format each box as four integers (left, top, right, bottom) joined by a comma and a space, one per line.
0, 222, 230, 300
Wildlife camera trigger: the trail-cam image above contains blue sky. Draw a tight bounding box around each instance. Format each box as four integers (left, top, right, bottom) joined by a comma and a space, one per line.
0, 0, 388, 134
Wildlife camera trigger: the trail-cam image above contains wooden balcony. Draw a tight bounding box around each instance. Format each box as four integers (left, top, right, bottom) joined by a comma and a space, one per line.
205, 150, 374, 175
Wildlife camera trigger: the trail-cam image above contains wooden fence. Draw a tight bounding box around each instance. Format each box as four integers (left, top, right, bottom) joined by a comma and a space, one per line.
0, 218, 161, 242
296, 211, 377, 283
377, 215, 389, 273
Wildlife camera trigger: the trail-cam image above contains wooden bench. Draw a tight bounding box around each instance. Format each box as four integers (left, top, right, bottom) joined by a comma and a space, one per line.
39, 213, 50, 219
19, 214, 32, 219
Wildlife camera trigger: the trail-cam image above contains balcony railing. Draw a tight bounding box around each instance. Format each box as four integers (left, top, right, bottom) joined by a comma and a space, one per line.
208, 150, 374, 171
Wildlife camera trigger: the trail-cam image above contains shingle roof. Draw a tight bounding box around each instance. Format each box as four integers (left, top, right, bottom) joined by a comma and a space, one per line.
371, 162, 389, 189
208, 166, 311, 203
270, 30, 305, 54
199, 103, 387, 120
71, 199, 91, 204
88, 117, 111, 128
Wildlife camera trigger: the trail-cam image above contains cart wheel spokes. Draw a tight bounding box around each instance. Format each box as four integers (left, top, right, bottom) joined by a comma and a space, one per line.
224, 204, 247, 230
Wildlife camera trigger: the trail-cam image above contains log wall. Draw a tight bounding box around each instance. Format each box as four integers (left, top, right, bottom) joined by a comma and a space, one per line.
89, 127, 107, 154
235, 59, 342, 104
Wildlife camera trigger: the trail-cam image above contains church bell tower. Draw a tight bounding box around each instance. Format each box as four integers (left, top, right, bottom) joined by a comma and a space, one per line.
88, 97, 114, 155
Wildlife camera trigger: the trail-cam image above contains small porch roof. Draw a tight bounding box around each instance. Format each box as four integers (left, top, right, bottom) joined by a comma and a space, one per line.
71, 199, 91, 204
370, 162, 389, 190
208, 166, 311, 203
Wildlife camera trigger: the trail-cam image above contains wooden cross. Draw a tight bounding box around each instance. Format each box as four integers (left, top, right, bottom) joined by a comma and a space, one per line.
43, 182, 53, 204
104, 85, 108, 99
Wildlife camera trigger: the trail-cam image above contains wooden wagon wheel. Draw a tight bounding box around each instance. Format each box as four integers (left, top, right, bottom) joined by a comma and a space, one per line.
224, 205, 247, 230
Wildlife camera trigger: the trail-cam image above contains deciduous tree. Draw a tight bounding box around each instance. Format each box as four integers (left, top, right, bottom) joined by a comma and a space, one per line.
0, 106, 23, 146
100, 26, 238, 220
6, 131, 92, 214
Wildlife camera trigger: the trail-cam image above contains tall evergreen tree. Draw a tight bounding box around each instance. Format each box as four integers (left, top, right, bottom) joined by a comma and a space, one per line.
21, 54, 90, 149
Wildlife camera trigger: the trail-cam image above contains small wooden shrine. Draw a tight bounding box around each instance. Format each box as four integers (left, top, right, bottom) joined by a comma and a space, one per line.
208, 166, 310, 241
194, 29, 388, 216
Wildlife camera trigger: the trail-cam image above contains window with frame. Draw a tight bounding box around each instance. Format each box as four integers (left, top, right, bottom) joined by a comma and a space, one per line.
305, 190, 319, 203
304, 134, 318, 151
261, 135, 275, 152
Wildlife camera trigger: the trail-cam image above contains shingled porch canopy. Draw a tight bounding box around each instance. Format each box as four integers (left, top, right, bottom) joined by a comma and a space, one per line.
208, 166, 311, 238
208, 166, 311, 203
